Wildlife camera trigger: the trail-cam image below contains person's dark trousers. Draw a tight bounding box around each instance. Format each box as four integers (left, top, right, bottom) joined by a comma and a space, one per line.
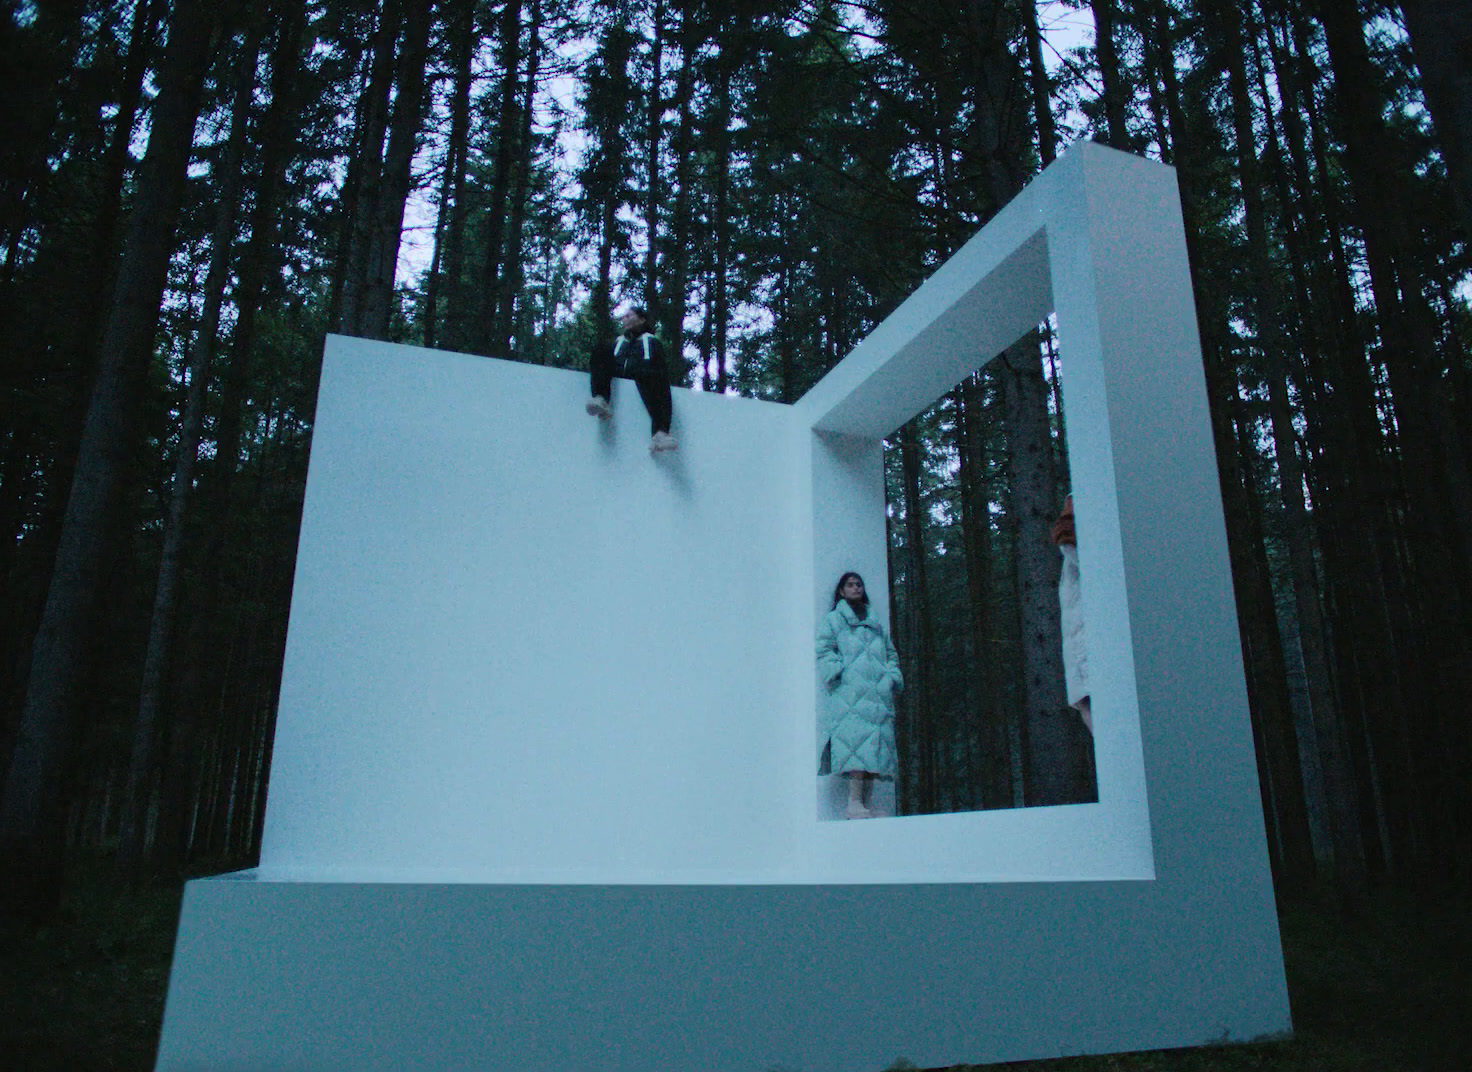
589, 340, 618, 404
589, 340, 673, 436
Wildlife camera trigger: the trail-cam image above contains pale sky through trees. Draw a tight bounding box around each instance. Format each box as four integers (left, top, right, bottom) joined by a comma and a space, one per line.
393, 1, 1096, 336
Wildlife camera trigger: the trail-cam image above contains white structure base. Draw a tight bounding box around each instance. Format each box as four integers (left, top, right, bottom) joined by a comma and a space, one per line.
157, 142, 1290, 1069
158, 874, 1287, 1072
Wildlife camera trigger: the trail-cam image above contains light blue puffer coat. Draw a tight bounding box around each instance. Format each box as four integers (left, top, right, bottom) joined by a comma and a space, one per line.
816, 600, 903, 777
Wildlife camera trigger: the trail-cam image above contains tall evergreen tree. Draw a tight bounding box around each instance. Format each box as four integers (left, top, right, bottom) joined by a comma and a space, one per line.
1, 0, 230, 916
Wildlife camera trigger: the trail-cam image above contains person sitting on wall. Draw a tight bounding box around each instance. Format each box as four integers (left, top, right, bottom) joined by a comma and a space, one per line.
1052, 493, 1092, 735
585, 305, 678, 454
816, 571, 903, 819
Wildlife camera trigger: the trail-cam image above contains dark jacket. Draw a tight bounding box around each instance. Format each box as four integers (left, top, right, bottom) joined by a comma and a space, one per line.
613, 331, 664, 377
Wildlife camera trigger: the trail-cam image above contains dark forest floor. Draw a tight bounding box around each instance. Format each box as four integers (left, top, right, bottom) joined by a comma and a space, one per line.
2, 856, 185, 1071
2, 861, 1469, 1071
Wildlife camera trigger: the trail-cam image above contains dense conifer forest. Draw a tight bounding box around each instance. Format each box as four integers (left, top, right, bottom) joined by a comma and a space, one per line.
1, 0, 1469, 915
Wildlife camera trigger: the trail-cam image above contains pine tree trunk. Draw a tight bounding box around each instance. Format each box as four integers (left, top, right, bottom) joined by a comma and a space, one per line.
1090, 0, 1130, 147
776, 246, 794, 401
696, 270, 712, 390
660, 3, 698, 372
77, 0, 165, 380
206, 0, 306, 527
0, 0, 223, 917
495, 0, 543, 357
1268, 369, 1369, 882
357, 0, 434, 340
712, 46, 731, 394
643, 0, 664, 309
1139, 14, 1173, 160
954, 379, 1010, 808
117, 21, 264, 873
1317, 0, 1472, 582
336, 0, 402, 335
1, 0, 165, 691
423, 0, 478, 351
1259, 2, 1408, 881
155, 0, 308, 875
1230, 403, 1323, 880
474, 0, 525, 355
1019, 0, 1055, 165
897, 421, 937, 812
1214, 0, 1369, 888
1318, 0, 1472, 875
999, 336, 1076, 807
962, 2, 1078, 804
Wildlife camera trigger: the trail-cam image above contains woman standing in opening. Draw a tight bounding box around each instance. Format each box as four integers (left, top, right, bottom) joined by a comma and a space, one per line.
816, 572, 903, 819
1052, 493, 1092, 735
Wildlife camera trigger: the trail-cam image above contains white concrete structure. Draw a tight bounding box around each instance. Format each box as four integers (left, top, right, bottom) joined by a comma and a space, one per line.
157, 142, 1290, 1071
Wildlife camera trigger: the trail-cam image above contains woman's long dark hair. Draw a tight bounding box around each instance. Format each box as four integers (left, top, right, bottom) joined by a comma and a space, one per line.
831, 571, 870, 609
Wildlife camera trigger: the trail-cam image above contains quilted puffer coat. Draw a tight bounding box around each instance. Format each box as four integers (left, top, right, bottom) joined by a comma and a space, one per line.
816, 600, 903, 777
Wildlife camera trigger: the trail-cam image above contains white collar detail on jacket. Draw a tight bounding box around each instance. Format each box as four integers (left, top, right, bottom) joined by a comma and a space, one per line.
614, 332, 654, 359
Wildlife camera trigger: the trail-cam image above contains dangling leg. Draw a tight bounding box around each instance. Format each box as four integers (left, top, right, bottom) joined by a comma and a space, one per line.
587, 341, 614, 418
634, 356, 676, 451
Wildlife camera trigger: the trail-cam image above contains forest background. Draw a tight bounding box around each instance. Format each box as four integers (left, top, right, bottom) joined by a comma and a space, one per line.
1, 0, 1470, 936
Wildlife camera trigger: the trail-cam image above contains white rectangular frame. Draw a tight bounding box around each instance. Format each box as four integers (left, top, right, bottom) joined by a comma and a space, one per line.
157, 143, 1290, 1070
797, 141, 1179, 875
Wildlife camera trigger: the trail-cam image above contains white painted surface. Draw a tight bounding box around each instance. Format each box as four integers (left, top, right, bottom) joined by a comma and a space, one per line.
263, 344, 809, 881
157, 876, 1290, 1072
161, 142, 1289, 1070
261, 331, 1151, 883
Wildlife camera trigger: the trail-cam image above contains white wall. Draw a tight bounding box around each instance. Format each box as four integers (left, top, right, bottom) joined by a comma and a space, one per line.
259, 143, 1264, 894
262, 332, 1155, 883
263, 343, 809, 881
161, 142, 1290, 1071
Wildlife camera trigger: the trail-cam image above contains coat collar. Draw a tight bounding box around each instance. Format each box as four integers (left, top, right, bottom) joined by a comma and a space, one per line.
834, 599, 880, 630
